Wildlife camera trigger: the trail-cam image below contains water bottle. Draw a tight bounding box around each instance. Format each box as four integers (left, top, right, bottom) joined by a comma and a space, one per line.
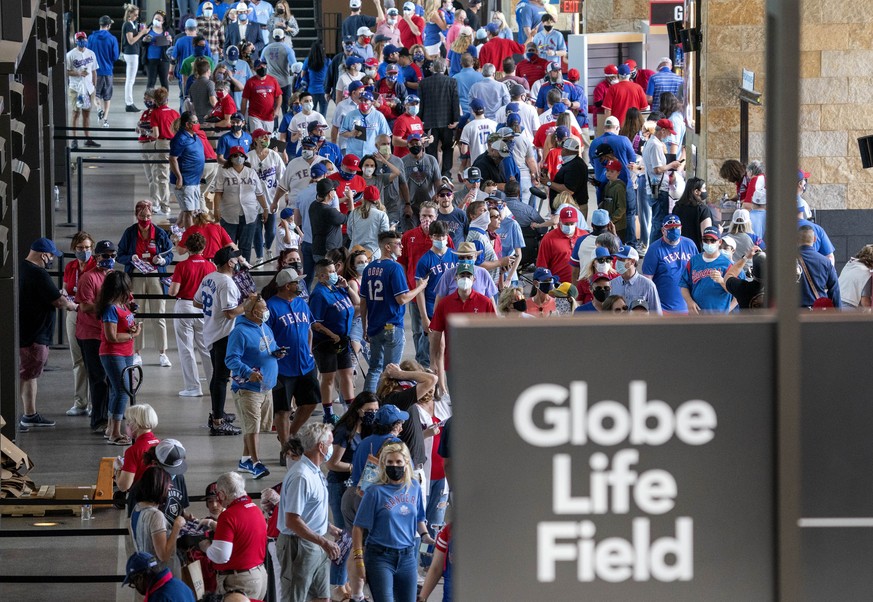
53, 185, 60, 211
81, 495, 92, 521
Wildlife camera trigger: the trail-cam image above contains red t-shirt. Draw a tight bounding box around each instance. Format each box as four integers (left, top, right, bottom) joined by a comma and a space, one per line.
195, 127, 217, 160
122, 431, 160, 483
180, 223, 233, 259
392, 114, 425, 158
435, 522, 452, 562
516, 56, 551, 88
398, 226, 455, 289
243, 75, 282, 121
477, 38, 526, 73
149, 104, 181, 140
63, 256, 97, 296
398, 15, 425, 47
328, 173, 367, 235
210, 93, 238, 121
429, 290, 495, 371
100, 303, 136, 356
212, 495, 267, 571
75, 268, 108, 340
135, 224, 158, 260
533, 122, 584, 149
601, 80, 649, 125
172, 255, 216, 300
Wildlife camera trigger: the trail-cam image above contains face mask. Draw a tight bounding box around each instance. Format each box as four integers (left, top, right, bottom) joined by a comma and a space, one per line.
365, 68, 376, 77
277, 8, 285, 14
538, 282, 553, 294
98, 257, 115, 270
457, 276, 473, 291
144, 100, 155, 108
526, 52, 536, 60
302, 149, 315, 160
291, 261, 303, 272
721, 249, 733, 258
239, 12, 248, 21
76, 40, 87, 48
302, 102, 313, 112
256, 67, 267, 77
328, 272, 339, 285
595, 258, 611, 269
543, 25, 553, 31
43, 255, 54, 269
432, 239, 446, 251
361, 410, 376, 425
260, 309, 270, 323
363, 166, 375, 177
153, 19, 162, 27
414, 53, 424, 62
75, 249, 92, 262
404, 9, 413, 16
408, 145, 422, 155
702, 242, 718, 255
699, 191, 709, 201
362, 36, 372, 45
204, 9, 213, 16
388, 18, 397, 25
512, 298, 527, 312
232, 156, 245, 166
194, 45, 206, 56
560, 223, 575, 235
387, 74, 397, 82
379, 144, 392, 157
385, 465, 405, 481
233, 261, 243, 272
615, 260, 628, 275
215, 73, 226, 82
227, 59, 237, 67
665, 228, 681, 243
339, 168, 355, 180
407, 105, 419, 116
231, 124, 243, 133
593, 288, 610, 302
359, 102, 371, 113
311, 135, 324, 145
137, 218, 151, 228
323, 443, 334, 463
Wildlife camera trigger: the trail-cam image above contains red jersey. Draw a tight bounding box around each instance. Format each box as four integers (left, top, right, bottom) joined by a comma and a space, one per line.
533, 121, 583, 149
149, 104, 181, 140
242, 75, 282, 121
429, 289, 495, 371
398, 15, 425, 47
328, 173, 366, 235
392, 114, 425, 158
398, 225, 455, 289
122, 431, 160, 483
63, 256, 97, 296
631, 69, 655, 95
180, 223, 233, 259
100, 303, 136, 356
516, 56, 551, 88
138, 107, 156, 142
543, 147, 563, 180
477, 38, 526, 72
212, 495, 267, 571
75, 268, 108, 340
591, 80, 612, 127
601, 80, 649, 125
172, 255, 216, 300
429, 415, 445, 480
536, 227, 586, 283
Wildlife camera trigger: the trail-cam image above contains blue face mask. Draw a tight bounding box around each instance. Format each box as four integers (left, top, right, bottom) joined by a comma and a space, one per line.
526, 52, 536, 60
194, 45, 206, 56
615, 260, 628, 275
239, 12, 248, 21
328, 272, 339, 285
339, 169, 355, 181
414, 53, 424, 62
75, 250, 92, 262
76, 40, 87, 48
665, 228, 681, 243
98, 257, 115, 270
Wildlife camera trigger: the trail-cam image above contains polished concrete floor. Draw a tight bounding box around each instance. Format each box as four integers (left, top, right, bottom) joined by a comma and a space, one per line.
1, 77, 446, 602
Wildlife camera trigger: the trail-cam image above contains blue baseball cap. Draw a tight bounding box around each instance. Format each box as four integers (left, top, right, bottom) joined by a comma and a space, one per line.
280, 207, 294, 219
663, 214, 682, 227
376, 404, 410, 425
383, 44, 400, 57
551, 102, 568, 115
407, 133, 422, 142
594, 246, 612, 259
486, 22, 500, 34
506, 113, 521, 126
310, 162, 329, 177
226, 45, 239, 61
347, 80, 365, 92
533, 267, 555, 282
702, 226, 720, 240
405, 95, 420, 104
345, 55, 364, 67
555, 125, 570, 140
470, 98, 485, 113
31, 237, 62, 256
360, 91, 374, 101
617, 63, 631, 76
506, 102, 520, 113
122, 552, 158, 585
591, 209, 611, 227
301, 136, 317, 148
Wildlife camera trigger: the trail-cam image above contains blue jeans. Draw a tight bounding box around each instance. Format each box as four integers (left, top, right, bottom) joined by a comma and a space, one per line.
638, 174, 653, 247
177, 0, 198, 18
408, 303, 430, 368
253, 212, 276, 259
422, 478, 448, 568
365, 326, 404, 392
312, 92, 329, 116
625, 184, 638, 246
221, 216, 258, 262
328, 479, 349, 586
650, 190, 670, 245
364, 544, 418, 602
100, 354, 134, 420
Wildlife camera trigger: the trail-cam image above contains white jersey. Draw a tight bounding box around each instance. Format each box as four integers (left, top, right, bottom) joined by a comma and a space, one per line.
288, 110, 328, 139
496, 102, 539, 141
248, 149, 286, 206
195, 271, 241, 348
66, 47, 99, 94
277, 155, 327, 208
214, 166, 268, 223
460, 117, 497, 162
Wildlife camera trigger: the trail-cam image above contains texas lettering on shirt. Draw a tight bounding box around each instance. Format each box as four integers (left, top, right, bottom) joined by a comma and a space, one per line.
275, 309, 312, 327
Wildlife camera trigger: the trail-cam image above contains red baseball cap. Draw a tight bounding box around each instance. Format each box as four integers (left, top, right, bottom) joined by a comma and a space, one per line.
363, 185, 380, 202
559, 207, 577, 223
228, 145, 247, 157
604, 64, 618, 75
625, 59, 637, 70
251, 128, 270, 139
341, 154, 361, 172
365, 57, 378, 67
605, 159, 623, 172
567, 68, 580, 82
656, 118, 676, 135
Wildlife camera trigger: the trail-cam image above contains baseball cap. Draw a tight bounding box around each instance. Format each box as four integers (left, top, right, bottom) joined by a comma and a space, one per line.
506, 102, 520, 114
555, 125, 570, 140
497, 126, 516, 138
202, 1, 214, 8
251, 128, 270, 139
301, 136, 318, 149
226, 46, 240, 60
350, 0, 362, 7
95, 240, 117, 255
456, 261, 475, 276
625, 59, 638, 70
468, 0, 481, 5
470, 98, 485, 113
506, 113, 521, 127
798, 169, 810, 180
617, 64, 631, 76
122, 552, 158, 586
615, 245, 640, 261
549, 282, 578, 299
375, 404, 410, 425
99, 15, 114, 26
663, 214, 682, 227
464, 167, 481, 182
604, 64, 618, 75
387, 7, 399, 15
185, 18, 197, 30
486, 22, 500, 34
438, 181, 454, 193
656, 118, 676, 134
316, 178, 338, 198
310, 162, 329, 178
74, 31, 87, 40
510, 83, 525, 97
343, 35, 356, 45
205, 482, 219, 499
533, 267, 555, 282
476, 27, 488, 39
605, 159, 622, 172
403, 1, 416, 10
280, 207, 294, 219
359, 90, 374, 101
213, 246, 242, 266
383, 44, 400, 57
561, 138, 580, 152
526, 42, 538, 52
731, 209, 751, 225
406, 133, 422, 143
567, 68, 580, 82
230, 111, 245, 121
153, 439, 187, 476
456, 241, 482, 256
559, 207, 578, 223
345, 55, 364, 67
551, 102, 568, 115
594, 246, 612, 259
357, 26, 374, 36
228, 145, 247, 158
347, 80, 365, 93
405, 94, 421, 104
720, 235, 737, 250
31, 237, 62, 256
702, 226, 721, 241
629, 298, 650, 311
548, 62, 561, 72
591, 208, 611, 227
307, 121, 327, 133
273, 28, 286, 39
276, 268, 306, 286
460, 25, 474, 36
492, 140, 511, 157
589, 272, 611, 284
386, 63, 399, 74
341, 154, 361, 172
363, 185, 380, 202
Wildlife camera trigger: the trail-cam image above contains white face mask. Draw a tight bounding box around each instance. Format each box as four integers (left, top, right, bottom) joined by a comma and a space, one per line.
560, 223, 575, 235
457, 276, 473, 291
302, 149, 315, 160
432, 239, 446, 251
702, 242, 718, 255
204, 9, 214, 17
362, 166, 375, 177
232, 156, 245, 166
302, 102, 313, 112
153, 18, 162, 28
388, 18, 397, 25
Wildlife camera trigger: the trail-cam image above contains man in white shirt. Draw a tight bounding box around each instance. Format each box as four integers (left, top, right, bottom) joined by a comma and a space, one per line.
459, 98, 497, 171
271, 138, 328, 211
331, 80, 366, 152
66, 31, 101, 148
288, 91, 328, 145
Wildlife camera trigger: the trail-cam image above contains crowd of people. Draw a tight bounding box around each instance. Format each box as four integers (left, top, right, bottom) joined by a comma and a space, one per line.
16, 0, 869, 600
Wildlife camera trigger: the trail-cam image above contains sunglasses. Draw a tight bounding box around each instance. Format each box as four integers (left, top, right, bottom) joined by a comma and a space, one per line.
612, 306, 628, 312
99, 253, 117, 259
438, 192, 452, 198
593, 286, 610, 293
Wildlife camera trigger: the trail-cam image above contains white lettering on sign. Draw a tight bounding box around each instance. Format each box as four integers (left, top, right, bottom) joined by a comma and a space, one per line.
514, 380, 714, 584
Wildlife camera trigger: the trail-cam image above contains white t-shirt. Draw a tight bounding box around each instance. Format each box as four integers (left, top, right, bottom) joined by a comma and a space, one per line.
195, 271, 241, 347
289, 110, 328, 139
642, 136, 669, 192
278, 155, 327, 208
460, 117, 497, 162
66, 48, 99, 93
247, 149, 286, 207
276, 220, 302, 251
337, 71, 365, 99
214, 166, 268, 223
496, 102, 539, 142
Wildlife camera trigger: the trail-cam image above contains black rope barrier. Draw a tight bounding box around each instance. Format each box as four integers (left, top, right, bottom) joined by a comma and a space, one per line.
0, 575, 125, 583
0, 527, 127, 537
55, 134, 221, 142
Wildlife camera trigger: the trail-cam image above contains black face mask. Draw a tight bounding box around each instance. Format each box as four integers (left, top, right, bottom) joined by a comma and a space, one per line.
512, 298, 527, 312
385, 465, 405, 481
408, 145, 422, 155
593, 288, 610, 302
361, 410, 376, 425
231, 124, 243, 133
543, 25, 553, 31
256, 67, 267, 77
699, 191, 709, 201
538, 282, 553, 294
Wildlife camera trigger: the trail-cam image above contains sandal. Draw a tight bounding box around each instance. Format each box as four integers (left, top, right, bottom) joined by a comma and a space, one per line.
107, 436, 132, 446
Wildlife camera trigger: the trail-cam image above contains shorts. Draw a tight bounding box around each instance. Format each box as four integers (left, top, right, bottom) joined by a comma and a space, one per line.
233, 389, 274, 435
68, 86, 93, 112
312, 340, 354, 373
424, 42, 442, 56
19, 343, 49, 380
272, 369, 321, 411
95, 75, 113, 100
174, 184, 201, 211
248, 115, 275, 133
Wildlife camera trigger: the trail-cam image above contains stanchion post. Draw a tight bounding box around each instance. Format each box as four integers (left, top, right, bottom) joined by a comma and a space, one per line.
76, 156, 83, 231
59, 146, 75, 227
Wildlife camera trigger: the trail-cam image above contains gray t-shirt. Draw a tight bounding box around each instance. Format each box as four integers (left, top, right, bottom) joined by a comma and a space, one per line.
189, 77, 216, 121
364, 156, 406, 224
402, 153, 441, 211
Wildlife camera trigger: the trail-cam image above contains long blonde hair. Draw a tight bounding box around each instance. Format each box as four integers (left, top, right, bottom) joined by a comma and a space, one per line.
425, 0, 441, 21
451, 32, 472, 54
553, 190, 578, 212
376, 442, 414, 487
123, 3, 139, 21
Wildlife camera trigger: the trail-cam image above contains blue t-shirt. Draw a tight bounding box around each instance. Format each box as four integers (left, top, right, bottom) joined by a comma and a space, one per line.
216, 131, 253, 160
496, 218, 525, 258
221, 59, 252, 106
415, 249, 459, 317
515, 3, 546, 43
575, 302, 598, 312
679, 253, 734, 312
798, 219, 835, 257
436, 209, 468, 241
265, 295, 316, 376
309, 282, 355, 340
350, 433, 396, 484
169, 130, 205, 186
302, 60, 330, 95
400, 65, 420, 95
354, 480, 426, 549
448, 46, 477, 76
225, 316, 279, 392
641, 237, 699, 312
360, 258, 409, 336
535, 81, 583, 110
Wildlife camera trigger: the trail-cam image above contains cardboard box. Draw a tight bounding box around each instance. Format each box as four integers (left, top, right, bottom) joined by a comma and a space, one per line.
181, 560, 205, 600
1, 434, 34, 474
54, 485, 96, 501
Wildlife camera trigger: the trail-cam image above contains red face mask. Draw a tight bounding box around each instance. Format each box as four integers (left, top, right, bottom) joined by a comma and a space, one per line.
359, 102, 371, 113
137, 218, 151, 228
362, 36, 372, 45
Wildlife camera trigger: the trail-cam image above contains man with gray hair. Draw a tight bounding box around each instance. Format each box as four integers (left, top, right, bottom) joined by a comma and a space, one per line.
203, 471, 268, 600
468, 63, 510, 121
646, 57, 684, 112
277, 422, 342, 602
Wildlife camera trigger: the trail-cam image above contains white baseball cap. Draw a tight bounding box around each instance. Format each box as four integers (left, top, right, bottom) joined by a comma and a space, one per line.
357, 26, 374, 36
273, 28, 286, 39
350, 0, 362, 7
235, 2, 248, 12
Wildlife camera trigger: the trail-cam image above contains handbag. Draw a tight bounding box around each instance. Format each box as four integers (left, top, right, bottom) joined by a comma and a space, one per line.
798, 256, 835, 309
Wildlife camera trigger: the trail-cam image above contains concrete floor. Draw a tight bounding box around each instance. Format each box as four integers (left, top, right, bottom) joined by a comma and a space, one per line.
1, 78, 445, 602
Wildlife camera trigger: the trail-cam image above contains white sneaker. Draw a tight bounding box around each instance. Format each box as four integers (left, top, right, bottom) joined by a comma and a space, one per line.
66, 405, 87, 416
159, 353, 172, 367
179, 388, 203, 397
132, 353, 143, 366
102, 120, 109, 128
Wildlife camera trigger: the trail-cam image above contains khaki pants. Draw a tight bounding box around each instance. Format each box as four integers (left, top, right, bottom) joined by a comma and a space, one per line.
143, 139, 171, 212
173, 299, 212, 392
132, 274, 167, 354
200, 162, 218, 213
65, 310, 89, 408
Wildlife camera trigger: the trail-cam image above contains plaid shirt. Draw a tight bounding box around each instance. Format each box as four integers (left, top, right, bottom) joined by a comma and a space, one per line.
197, 16, 225, 58
646, 67, 684, 113
418, 73, 461, 129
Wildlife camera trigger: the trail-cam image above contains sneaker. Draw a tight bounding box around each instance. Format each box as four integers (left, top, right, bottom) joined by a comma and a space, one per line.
20, 413, 56, 428
132, 353, 142, 366
102, 120, 109, 128
179, 388, 203, 397
97, 108, 105, 120
279, 451, 287, 467
323, 412, 340, 425
159, 353, 172, 367
125, 104, 140, 112
66, 405, 87, 416
252, 462, 270, 480
210, 421, 241, 436
223, 412, 237, 423
238, 458, 255, 474
70, 139, 79, 150
84, 139, 101, 148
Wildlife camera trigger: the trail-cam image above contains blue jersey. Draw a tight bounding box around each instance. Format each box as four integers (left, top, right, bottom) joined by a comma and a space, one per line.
535, 81, 582, 111
277, 113, 299, 158
265, 295, 316, 376
496, 218, 525, 257
679, 253, 734, 313
415, 249, 459, 318
641, 237, 699, 312
575, 302, 598, 312
309, 282, 355, 340
515, 2, 546, 43
216, 131, 253, 159
354, 480, 426, 549
436, 209, 468, 241
361, 259, 409, 336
